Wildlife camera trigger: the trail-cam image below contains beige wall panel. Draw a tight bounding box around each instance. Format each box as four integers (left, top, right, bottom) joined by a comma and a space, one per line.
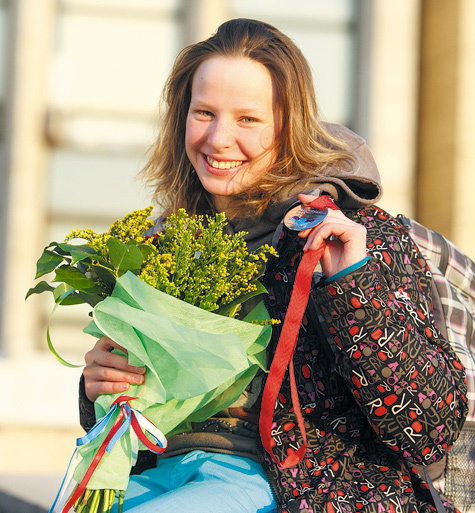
417, 0, 458, 239
452, 0, 475, 257
366, 0, 421, 219
184, 0, 231, 44
418, 0, 475, 258
1, 0, 55, 357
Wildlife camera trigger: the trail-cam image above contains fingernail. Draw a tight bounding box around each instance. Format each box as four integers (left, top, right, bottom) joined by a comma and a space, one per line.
133, 375, 144, 384
135, 366, 146, 374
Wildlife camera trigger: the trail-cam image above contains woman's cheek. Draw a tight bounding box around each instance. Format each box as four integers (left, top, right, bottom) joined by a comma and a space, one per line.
260, 125, 275, 149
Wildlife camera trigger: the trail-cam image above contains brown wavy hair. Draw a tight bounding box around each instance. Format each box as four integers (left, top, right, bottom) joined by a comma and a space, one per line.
140, 18, 354, 218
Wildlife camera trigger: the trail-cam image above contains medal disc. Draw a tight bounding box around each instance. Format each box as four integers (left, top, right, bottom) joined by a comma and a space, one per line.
284, 205, 328, 231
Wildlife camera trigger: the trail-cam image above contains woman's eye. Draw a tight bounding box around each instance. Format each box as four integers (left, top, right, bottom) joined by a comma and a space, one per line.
198, 110, 213, 117
241, 117, 257, 123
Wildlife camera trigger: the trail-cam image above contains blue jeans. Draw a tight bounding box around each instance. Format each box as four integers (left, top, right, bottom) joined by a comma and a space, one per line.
113, 450, 277, 513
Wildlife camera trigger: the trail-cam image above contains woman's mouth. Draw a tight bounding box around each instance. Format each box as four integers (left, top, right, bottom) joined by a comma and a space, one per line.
206, 155, 243, 170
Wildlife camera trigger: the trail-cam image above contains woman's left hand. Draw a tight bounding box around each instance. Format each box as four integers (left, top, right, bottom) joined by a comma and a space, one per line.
297, 194, 367, 278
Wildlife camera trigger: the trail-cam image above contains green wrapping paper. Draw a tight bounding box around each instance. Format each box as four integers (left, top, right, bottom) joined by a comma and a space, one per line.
75, 272, 272, 490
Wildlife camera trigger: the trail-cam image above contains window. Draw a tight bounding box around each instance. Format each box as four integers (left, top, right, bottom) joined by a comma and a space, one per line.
231, 0, 358, 127
42, 0, 184, 354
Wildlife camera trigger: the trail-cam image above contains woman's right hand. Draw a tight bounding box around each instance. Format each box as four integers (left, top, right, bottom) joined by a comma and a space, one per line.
83, 336, 146, 402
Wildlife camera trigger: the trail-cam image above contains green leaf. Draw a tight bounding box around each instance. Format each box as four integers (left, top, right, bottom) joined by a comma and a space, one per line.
53, 267, 104, 294
138, 243, 158, 261
52, 283, 103, 308
106, 238, 143, 272
76, 260, 91, 275
75, 291, 104, 308
35, 249, 65, 278
53, 282, 76, 303
55, 294, 86, 306
45, 242, 74, 257
216, 281, 268, 317
89, 262, 117, 285
56, 242, 98, 264
25, 281, 55, 300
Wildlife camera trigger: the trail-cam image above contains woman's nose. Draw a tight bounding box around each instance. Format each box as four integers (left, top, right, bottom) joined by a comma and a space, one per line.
207, 119, 234, 150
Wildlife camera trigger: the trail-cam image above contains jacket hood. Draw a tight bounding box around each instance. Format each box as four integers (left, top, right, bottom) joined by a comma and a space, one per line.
228, 123, 383, 250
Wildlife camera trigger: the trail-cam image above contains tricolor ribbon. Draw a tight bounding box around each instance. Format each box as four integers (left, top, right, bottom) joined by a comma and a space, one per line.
49, 395, 167, 513
259, 196, 339, 468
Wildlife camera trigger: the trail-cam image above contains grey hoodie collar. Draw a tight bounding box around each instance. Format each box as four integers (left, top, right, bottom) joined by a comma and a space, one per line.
228, 123, 383, 251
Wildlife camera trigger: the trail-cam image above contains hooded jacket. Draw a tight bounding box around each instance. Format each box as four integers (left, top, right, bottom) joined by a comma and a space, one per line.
79, 123, 382, 460
79, 124, 467, 511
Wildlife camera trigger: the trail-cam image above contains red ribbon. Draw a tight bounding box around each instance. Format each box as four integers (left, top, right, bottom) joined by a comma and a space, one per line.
259, 196, 339, 468
62, 396, 166, 513
62, 406, 126, 512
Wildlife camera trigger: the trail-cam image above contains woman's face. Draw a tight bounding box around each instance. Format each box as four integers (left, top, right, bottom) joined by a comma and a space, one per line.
185, 56, 280, 211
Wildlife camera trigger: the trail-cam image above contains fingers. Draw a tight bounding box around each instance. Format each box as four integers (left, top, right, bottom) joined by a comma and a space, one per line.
83, 336, 146, 403
85, 337, 134, 371
294, 198, 367, 277
298, 193, 318, 204
296, 193, 339, 241
301, 211, 366, 252
96, 335, 128, 355
84, 378, 132, 404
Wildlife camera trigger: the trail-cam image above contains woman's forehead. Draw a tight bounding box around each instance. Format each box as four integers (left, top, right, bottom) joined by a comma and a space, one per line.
190, 56, 277, 111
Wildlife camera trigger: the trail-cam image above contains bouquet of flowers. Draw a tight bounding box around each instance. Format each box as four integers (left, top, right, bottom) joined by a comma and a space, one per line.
27, 207, 277, 513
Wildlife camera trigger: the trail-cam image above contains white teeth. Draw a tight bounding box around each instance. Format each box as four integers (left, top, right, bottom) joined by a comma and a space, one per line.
206, 156, 243, 169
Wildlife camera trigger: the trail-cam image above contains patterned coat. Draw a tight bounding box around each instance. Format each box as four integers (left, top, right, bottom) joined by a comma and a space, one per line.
259, 205, 468, 513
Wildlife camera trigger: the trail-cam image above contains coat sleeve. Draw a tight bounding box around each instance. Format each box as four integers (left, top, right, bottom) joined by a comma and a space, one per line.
79, 374, 97, 432
311, 207, 468, 467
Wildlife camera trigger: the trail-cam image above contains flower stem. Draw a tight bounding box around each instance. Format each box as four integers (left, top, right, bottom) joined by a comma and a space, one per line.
102, 489, 109, 512
89, 489, 101, 513
118, 491, 124, 513
103, 489, 114, 513
76, 489, 92, 513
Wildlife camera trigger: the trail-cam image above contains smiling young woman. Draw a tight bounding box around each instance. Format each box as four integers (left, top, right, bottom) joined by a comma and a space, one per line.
78, 18, 468, 513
